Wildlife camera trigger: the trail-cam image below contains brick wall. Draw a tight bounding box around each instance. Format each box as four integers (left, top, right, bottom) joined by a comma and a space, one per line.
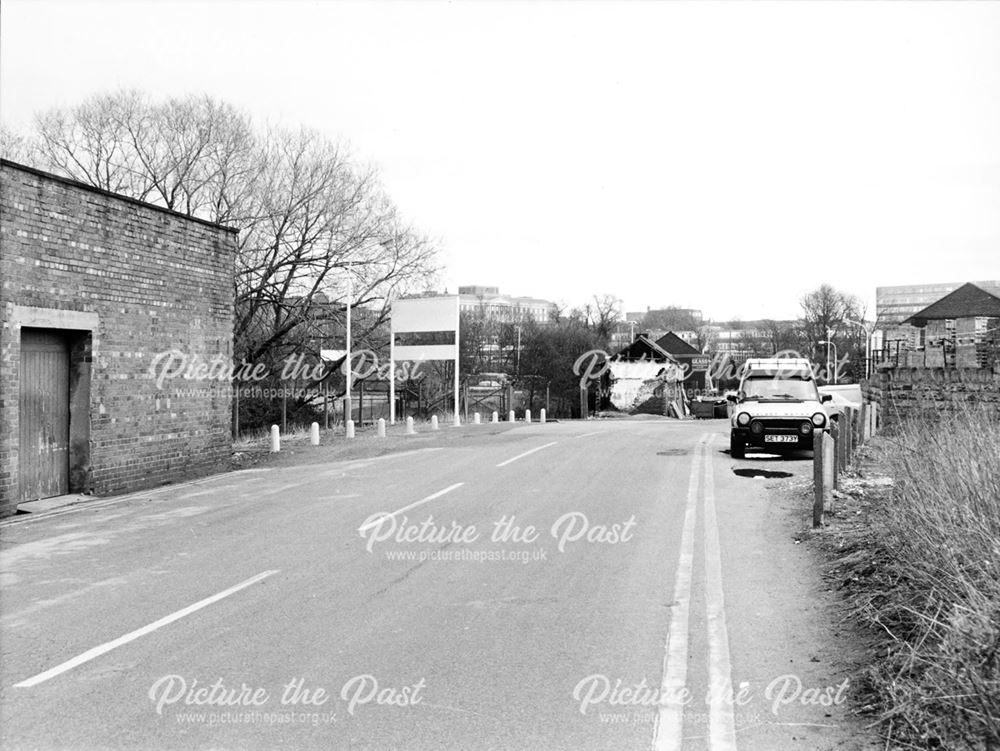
0, 161, 237, 516
862, 366, 1000, 430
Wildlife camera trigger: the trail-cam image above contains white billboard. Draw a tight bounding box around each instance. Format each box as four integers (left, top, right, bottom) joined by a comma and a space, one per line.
389, 295, 460, 424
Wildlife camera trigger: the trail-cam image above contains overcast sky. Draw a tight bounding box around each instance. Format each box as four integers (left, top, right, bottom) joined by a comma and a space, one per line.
2, 0, 998, 320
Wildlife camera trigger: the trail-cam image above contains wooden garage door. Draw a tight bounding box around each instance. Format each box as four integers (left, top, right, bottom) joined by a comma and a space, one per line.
19, 329, 71, 503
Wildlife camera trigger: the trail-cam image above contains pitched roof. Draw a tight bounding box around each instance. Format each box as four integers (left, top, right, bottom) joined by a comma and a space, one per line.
612, 335, 677, 363
903, 282, 1000, 326
654, 331, 702, 357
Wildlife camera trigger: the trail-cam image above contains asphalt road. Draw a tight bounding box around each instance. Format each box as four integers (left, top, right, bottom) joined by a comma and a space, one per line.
0, 418, 875, 750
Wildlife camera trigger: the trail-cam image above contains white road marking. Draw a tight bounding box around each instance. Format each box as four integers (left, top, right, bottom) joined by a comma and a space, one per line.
654, 435, 706, 751
574, 431, 604, 439
357, 483, 464, 534
14, 570, 279, 688
702, 436, 738, 750
495, 442, 557, 467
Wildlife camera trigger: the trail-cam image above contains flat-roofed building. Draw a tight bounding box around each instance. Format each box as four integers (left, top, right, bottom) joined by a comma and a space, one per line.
458, 285, 557, 325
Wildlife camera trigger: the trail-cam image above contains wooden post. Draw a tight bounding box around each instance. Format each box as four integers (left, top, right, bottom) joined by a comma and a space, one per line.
323, 382, 329, 430
830, 421, 840, 490
282, 390, 287, 434
823, 427, 835, 513
812, 430, 825, 528
842, 408, 852, 467
579, 386, 588, 419
359, 379, 365, 426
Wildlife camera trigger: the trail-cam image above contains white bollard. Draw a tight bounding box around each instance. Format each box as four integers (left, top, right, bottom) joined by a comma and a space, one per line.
492, 411, 499, 424
310, 422, 319, 445
540, 408, 546, 424
377, 418, 386, 437
525, 409, 532, 423
431, 415, 439, 430
405, 416, 415, 435
474, 412, 481, 425
346, 419, 355, 439
508, 410, 516, 423
270, 424, 280, 453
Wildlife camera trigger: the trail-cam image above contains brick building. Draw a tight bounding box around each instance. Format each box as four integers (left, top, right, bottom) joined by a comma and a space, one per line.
874, 279, 1000, 355
901, 282, 1000, 369
0, 161, 237, 517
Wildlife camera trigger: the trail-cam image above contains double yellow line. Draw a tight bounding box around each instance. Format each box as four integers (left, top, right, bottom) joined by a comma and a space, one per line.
654, 435, 737, 751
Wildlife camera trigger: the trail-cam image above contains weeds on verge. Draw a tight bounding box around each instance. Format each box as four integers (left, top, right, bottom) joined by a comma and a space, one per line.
838, 405, 1000, 749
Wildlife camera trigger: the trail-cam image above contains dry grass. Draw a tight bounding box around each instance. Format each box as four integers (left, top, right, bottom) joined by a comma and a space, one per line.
838, 406, 1000, 749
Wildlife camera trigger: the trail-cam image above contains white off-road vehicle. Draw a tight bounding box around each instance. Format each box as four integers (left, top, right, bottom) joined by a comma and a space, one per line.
728, 358, 833, 459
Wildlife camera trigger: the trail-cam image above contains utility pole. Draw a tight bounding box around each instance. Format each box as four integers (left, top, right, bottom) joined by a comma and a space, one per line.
825, 328, 832, 383
344, 265, 353, 430
516, 323, 521, 376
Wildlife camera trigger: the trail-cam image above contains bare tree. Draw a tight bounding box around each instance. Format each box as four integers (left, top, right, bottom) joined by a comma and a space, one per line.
15, 90, 440, 366
1, 125, 37, 163
799, 284, 865, 377
587, 294, 623, 341
34, 90, 153, 198
799, 284, 862, 345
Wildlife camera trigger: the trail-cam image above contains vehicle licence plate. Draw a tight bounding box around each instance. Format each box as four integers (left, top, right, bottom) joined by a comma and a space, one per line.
764, 435, 797, 443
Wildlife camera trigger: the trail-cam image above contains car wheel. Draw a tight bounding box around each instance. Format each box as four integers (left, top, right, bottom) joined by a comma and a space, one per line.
730, 433, 745, 459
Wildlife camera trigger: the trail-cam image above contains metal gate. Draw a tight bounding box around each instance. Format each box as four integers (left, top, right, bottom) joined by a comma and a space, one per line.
19, 329, 71, 502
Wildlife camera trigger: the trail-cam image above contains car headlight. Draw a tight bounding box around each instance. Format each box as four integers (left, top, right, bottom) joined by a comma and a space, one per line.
750, 420, 764, 435
811, 412, 826, 428
737, 412, 751, 426
799, 420, 813, 435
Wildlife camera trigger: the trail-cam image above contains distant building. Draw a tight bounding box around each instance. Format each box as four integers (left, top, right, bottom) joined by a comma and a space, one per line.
706, 320, 798, 362
626, 307, 703, 325
875, 280, 1000, 358
894, 282, 1000, 369
458, 285, 557, 325
605, 335, 685, 414
654, 332, 710, 392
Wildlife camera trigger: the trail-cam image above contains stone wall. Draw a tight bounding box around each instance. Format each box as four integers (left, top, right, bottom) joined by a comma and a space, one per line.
862, 366, 1000, 430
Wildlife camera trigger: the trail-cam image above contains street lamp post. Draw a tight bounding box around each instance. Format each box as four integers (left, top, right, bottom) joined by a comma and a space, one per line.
819, 339, 838, 384
845, 318, 874, 380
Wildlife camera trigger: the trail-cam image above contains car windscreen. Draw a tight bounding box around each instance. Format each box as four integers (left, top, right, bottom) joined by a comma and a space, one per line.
740, 377, 818, 401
